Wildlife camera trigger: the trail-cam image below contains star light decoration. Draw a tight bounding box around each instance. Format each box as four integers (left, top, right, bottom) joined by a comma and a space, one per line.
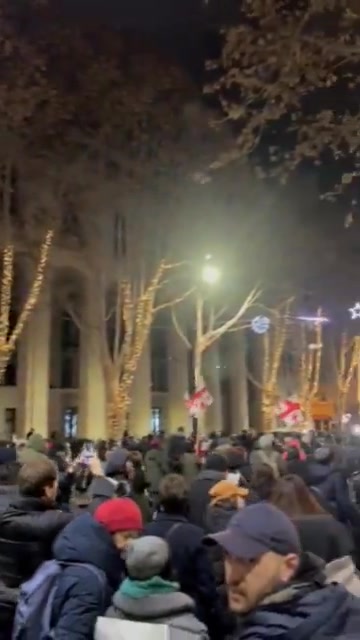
349, 303, 360, 320
251, 315, 270, 334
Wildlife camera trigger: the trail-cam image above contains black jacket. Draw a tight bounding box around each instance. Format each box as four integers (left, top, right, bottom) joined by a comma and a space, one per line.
0, 496, 72, 588
293, 514, 354, 564
188, 470, 226, 529
144, 512, 226, 639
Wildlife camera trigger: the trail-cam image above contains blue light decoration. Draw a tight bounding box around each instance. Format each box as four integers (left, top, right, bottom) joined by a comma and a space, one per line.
251, 315, 270, 334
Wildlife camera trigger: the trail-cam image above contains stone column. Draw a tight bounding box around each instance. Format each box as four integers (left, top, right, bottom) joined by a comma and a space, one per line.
78, 281, 107, 439
17, 283, 51, 437
128, 341, 151, 437
229, 333, 249, 432
167, 328, 189, 433
204, 344, 223, 433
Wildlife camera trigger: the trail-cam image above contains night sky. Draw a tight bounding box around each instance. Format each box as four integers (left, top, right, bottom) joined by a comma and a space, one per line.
61, 0, 360, 324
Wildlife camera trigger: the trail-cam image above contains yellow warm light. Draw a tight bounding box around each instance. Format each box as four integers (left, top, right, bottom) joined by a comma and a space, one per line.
0, 230, 53, 382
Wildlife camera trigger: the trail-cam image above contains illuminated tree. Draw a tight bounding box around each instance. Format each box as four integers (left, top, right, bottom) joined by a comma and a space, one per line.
246, 300, 292, 431
172, 286, 260, 432
207, 1, 360, 197
335, 334, 360, 418
0, 1, 57, 380
297, 312, 324, 422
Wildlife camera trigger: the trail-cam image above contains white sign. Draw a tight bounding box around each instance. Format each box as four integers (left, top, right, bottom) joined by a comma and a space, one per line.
95, 619, 171, 640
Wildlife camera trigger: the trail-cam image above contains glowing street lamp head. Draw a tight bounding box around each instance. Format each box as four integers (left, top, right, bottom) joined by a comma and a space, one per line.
201, 263, 220, 285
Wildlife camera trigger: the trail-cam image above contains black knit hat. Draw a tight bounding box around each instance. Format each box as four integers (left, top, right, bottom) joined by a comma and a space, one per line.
205, 453, 228, 472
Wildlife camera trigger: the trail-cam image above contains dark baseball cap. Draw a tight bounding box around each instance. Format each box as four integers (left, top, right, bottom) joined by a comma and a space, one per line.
205, 503, 301, 560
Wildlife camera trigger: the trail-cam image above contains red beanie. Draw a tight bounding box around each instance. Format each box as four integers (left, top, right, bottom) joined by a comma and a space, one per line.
94, 498, 143, 534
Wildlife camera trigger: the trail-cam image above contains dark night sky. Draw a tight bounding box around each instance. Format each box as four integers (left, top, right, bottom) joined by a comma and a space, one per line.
61, 0, 360, 319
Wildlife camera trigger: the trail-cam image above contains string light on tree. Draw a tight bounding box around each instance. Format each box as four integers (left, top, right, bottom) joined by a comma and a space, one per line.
349, 303, 360, 320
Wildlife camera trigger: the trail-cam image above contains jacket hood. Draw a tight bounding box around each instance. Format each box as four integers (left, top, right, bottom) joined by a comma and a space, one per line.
325, 556, 360, 597
306, 461, 332, 486
27, 434, 46, 454
53, 512, 122, 587
112, 586, 195, 620
206, 503, 236, 534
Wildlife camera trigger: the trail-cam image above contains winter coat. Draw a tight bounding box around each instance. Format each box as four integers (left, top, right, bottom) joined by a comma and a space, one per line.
237, 581, 360, 640
205, 502, 237, 589
51, 512, 124, 640
188, 470, 226, 529
0, 485, 18, 513
307, 461, 360, 526
0, 496, 73, 588
130, 491, 152, 524
144, 448, 167, 494
144, 512, 226, 639
0, 581, 18, 640
106, 577, 208, 638
205, 502, 237, 636
182, 453, 199, 487
293, 514, 354, 563
236, 553, 360, 640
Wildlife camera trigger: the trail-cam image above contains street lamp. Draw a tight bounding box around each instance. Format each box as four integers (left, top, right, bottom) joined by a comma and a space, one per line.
201, 264, 220, 285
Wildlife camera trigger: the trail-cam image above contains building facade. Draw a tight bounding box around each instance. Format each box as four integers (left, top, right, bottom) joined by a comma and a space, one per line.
0, 268, 249, 439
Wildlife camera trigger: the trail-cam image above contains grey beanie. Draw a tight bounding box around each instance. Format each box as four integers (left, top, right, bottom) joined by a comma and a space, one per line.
125, 536, 169, 580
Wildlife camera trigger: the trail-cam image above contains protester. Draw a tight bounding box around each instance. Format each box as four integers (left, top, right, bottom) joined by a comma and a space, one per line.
188, 453, 228, 528
205, 503, 360, 639
50, 498, 143, 639
17, 433, 48, 464
307, 446, 360, 526
144, 473, 226, 639
104, 535, 208, 637
249, 463, 277, 502
249, 434, 283, 477
0, 458, 72, 588
205, 479, 248, 633
144, 438, 167, 502
269, 474, 355, 563
182, 441, 199, 487
0, 448, 19, 512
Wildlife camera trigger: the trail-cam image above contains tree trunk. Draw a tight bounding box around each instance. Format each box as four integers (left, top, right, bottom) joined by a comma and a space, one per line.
194, 344, 206, 435
106, 379, 133, 440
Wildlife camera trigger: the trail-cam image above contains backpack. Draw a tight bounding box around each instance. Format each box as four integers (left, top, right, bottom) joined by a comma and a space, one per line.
12, 559, 106, 640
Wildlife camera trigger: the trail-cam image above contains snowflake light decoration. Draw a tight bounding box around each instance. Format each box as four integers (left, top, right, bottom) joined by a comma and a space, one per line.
251, 315, 270, 334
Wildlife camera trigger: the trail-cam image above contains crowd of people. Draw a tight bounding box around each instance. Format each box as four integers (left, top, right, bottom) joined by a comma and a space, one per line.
1, 426, 360, 639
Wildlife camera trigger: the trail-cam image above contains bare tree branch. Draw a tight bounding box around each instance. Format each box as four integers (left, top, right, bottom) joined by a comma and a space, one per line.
171, 305, 191, 350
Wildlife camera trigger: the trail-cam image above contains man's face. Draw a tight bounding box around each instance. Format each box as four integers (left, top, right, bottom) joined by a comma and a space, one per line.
225, 551, 298, 614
